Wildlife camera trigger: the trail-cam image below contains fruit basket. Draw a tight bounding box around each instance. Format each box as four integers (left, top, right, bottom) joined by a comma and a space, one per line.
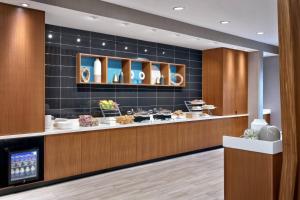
99, 100, 121, 117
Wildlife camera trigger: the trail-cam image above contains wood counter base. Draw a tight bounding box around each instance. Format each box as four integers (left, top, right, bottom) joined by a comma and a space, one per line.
224, 148, 282, 200
44, 116, 248, 181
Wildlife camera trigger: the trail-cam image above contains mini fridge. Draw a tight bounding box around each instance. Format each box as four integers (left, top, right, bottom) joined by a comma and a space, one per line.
8, 149, 40, 185
0, 137, 44, 187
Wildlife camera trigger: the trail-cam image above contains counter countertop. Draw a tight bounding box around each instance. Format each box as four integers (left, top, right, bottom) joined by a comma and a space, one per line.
0, 114, 248, 140
223, 136, 282, 155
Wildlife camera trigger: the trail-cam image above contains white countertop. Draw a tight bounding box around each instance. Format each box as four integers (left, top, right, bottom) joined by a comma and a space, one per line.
223, 136, 282, 155
0, 114, 248, 140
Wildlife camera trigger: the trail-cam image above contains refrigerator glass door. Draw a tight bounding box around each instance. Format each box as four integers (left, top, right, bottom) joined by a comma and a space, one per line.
9, 149, 39, 185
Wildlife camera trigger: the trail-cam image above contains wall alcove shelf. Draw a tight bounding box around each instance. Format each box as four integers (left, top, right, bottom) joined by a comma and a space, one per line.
76, 53, 186, 87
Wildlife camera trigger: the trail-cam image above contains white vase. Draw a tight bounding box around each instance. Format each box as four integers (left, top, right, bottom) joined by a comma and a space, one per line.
251, 119, 268, 132
94, 58, 101, 83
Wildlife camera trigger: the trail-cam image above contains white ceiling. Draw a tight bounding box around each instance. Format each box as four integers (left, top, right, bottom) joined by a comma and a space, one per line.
102, 0, 278, 45
1, 0, 277, 56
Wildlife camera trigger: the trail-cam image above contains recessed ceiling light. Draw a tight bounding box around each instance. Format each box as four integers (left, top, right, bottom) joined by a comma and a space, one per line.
220, 21, 230, 25
102, 42, 106, 46
257, 32, 264, 35
48, 34, 53, 39
76, 38, 81, 43
124, 46, 128, 50
162, 51, 166, 55
173, 6, 184, 11
21, 3, 29, 7
144, 49, 148, 53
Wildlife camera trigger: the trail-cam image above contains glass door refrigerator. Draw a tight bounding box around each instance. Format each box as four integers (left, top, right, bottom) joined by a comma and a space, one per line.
0, 137, 44, 187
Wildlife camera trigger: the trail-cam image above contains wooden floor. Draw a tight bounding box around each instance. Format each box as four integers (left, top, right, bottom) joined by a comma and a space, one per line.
0, 149, 224, 200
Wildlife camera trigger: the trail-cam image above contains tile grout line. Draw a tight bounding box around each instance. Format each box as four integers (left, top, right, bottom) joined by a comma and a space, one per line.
89, 31, 92, 115
59, 27, 62, 118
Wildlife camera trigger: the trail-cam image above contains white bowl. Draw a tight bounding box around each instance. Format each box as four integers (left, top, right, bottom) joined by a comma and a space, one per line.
53, 118, 75, 129
100, 117, 117, 125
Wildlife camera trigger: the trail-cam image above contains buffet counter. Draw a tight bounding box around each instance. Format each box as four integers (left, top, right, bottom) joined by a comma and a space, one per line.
0, 114, 248, 191
0, 114, 248, 140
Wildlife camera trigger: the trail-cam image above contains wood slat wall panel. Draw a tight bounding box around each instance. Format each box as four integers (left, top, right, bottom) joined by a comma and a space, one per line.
44, 134, 82, 181
0, 3, 45, 136
235, 51, 248, 114
277, 0, 299, 199
158, 124, 178, 157
177, 122, 200, 153
44, 117, 248, 182
225, 148, 282, 200
223, 49, 237, 115
136, 125, 160, 161
110, 128, 137, 167
202, 48, 224, 115
203, 48, 248, 116
81, 131, 111, 173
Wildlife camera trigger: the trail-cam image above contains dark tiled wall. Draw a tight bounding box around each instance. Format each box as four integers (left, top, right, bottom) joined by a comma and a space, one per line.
45, 25, 202, 118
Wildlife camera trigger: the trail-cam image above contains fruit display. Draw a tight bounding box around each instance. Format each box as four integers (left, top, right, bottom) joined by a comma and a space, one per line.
99, 100, 118, 110
79, 115, 99, 127
116, 115, 134, 124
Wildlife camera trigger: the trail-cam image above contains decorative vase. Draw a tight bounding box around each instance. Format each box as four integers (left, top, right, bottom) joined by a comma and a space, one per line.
155, 77, 160, 85
119, 72, 124, 83
113, 73, 119, 83
258, 126, 281, 141
160, 75, 165, 85
94, 58, 101, 83
151, 65, 161, 85
251, 119, 268, 132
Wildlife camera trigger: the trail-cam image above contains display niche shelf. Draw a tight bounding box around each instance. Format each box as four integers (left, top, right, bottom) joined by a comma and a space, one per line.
76, 53, 186, 87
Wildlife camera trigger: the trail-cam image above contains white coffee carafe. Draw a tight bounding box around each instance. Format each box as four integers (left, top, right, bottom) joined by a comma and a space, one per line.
94, 58, 102, 83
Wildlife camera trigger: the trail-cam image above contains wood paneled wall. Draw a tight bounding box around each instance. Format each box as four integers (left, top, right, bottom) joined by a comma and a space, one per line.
202, 48, 224, 114
0, 3, 45, 135
277, 0, 299, 199
203, 48, 248, 116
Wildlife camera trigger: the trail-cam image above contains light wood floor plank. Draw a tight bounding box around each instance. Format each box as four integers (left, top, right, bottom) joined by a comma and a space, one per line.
0, 149, 224, 200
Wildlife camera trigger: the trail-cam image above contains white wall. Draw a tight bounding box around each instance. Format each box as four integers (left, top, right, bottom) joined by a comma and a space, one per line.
263, 56, 281, 130
248, 51, 264, 126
